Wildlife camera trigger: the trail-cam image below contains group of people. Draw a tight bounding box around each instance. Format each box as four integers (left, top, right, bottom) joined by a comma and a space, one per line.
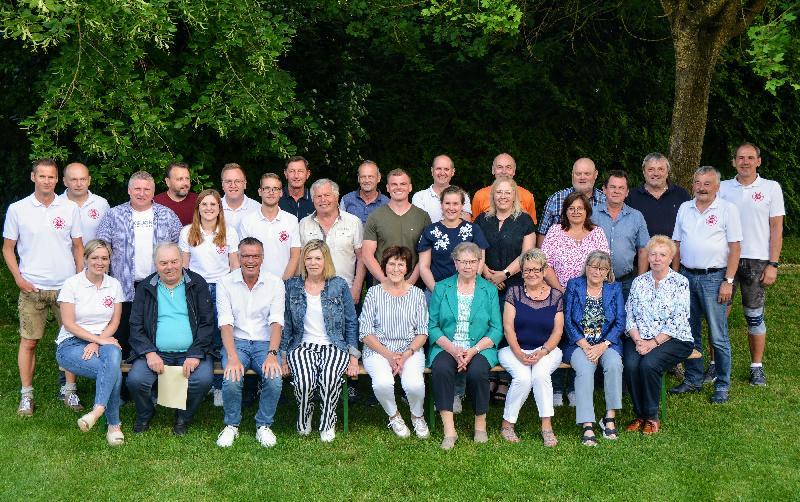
2, 144, 784, 450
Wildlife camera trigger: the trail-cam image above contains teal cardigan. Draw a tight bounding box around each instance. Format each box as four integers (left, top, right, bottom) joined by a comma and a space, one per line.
427, 275, 503, 367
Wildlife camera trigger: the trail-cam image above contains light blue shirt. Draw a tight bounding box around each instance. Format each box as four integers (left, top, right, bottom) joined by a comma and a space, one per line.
591, 203, 649, 278
340, 190, 390, 225
156, 279, 193, 352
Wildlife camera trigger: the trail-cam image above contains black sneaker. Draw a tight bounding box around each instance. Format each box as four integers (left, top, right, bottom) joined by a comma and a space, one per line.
711, 388, 729, 404
133, 420, 150, 433
173, 419, 189, 436
749, 367, 767, 387
668, 382, 702, 395
702, 363, 717, 385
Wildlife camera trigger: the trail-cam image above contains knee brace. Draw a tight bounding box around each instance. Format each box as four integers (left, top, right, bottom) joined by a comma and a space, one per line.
743, 307, 766, 335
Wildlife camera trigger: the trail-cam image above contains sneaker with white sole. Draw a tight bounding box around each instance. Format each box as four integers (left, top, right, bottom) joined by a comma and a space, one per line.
410, 416, 430, 438
387, 415, 411, 438
216, 425, 239, 447
17, 394, 34, 417
552, 392, 564, 407
703, 363, 717, 385
256, 426, 277, 447
453, 395, 463, 414
213, 388, 224, 407
567, 391, 576, 408
63, 391, 84, 412
320, 428, 336, 442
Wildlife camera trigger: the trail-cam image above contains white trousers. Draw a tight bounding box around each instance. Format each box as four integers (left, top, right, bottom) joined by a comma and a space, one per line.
362, 349, 426, 418
498, 346, 563, 423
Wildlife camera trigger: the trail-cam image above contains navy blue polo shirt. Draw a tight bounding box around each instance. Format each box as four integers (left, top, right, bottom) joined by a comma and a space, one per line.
625, 183, 691, 238
279, 187, 315, 221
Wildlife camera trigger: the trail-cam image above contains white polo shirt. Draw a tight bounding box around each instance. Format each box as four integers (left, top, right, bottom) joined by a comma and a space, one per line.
60, 190, 111, 244
719, 175, 785, 260
216, 267, 285, 342
179, 225, 240, 284
3, 194, 82, 290
299, 210, 363, 286
672, 196, 743, 269
411, 185, 472, 223
221, 195, 260, 236
55, 272, 124, 344
239, 208, 300, 279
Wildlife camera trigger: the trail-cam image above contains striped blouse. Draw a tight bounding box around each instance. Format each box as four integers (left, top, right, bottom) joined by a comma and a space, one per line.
358, 284, 429, 360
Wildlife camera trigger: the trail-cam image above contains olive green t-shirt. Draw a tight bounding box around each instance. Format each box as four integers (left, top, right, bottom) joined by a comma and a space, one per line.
363, 204, 431, 269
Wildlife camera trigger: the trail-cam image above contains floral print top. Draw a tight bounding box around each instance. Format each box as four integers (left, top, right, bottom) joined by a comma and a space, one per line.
581, 294, 605, 344
541, 225, 609, 288
417, 220, 489, 282
625, 270, 692, 343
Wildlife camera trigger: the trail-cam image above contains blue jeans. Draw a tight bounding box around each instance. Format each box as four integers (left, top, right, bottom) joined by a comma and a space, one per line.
56, 337, 122, 425
127, 352, 213, 423
222, 339, 283, 428
681, 268, 731, 390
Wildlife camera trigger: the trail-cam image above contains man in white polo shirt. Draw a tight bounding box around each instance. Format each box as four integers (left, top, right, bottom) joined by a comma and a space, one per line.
60, 162, 110, 244
299, 178, 365, 303
2, 158, 84, 416
720, 142, 785, 387
220, 162, 260, 236
669, 166, 742, 404
411, 154, 472, 222
215, 237, 286, 448
239, 172, 300, 280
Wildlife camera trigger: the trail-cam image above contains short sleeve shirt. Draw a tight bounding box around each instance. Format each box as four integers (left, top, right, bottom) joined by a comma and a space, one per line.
55, 272, 123, 344
239, 208, 301, 278
179, 225, 240, 284
363, 205, 431, 269
417, 220, 489, 282
672, 197, 743, 269
221, 195, 261, 236
719, 175, 785, 260
60, 191, 110, 244
411, 185, 473, 222
538, 187, 605, 236
471, 185, 538, 223
153, 192, 198, 226
299, 211, 363, 286
474, 212, 535, 288
625, 184, 691, 238
591, 203, 650, 278
540, 225, 610, 287
340, 191, 390, 225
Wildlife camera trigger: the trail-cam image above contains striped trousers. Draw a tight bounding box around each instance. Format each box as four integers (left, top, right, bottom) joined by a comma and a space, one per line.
287, 343, 350, 433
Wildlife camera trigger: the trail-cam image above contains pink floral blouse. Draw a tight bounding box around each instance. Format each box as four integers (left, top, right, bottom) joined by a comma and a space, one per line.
541, 225, 610, 288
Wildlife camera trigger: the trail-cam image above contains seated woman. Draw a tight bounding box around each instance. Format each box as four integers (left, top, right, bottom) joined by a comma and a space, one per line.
282, 240, 360, 442
359, 246, 429, 438
428, 242, 503, 450
55, 239, 125, 446
624, 235, 693, 435
498, 249, 564, 447
564, 251, 624, 446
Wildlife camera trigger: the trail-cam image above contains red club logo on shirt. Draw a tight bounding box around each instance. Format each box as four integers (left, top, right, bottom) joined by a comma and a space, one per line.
216, 246, 226, 255
279, 230, 289, 242
752, 191, 764, 202
102, 296, 114, 308
706, 214, 718, 226
52, 216, 66, 229
87, 208, 99, 219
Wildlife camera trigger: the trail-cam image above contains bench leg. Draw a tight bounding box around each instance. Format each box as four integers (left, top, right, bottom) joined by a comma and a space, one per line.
426, 373, 436, 434
660, 375, 667, 422
342, 378, 349, 434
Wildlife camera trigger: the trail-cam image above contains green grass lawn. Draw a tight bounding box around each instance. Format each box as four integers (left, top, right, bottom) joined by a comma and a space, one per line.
1, 261, 799, 500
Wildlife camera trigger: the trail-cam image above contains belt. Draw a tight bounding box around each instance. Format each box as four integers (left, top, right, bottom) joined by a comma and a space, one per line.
682, 266, 724, 275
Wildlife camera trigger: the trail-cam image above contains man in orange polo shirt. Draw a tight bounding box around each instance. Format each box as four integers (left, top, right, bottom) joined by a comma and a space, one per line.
470, 153, 537, 223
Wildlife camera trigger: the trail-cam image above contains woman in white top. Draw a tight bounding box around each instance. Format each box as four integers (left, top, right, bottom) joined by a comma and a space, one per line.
55, 239, 125, 446
360, 246, 429, 438
179, 188, 240, 404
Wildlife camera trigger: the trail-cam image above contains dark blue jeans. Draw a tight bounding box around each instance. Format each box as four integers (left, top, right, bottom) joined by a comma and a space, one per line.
208, 283, 223, 390
623, 337, 692, 420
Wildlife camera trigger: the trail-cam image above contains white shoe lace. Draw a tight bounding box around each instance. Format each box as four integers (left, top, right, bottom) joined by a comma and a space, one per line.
66, 392, 81, 407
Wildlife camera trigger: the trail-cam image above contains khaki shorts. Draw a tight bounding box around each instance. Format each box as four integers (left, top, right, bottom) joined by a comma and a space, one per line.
18, 290, 61, 340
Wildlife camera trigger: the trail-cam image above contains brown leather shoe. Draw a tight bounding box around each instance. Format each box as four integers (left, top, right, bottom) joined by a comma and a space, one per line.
642, 420, 661, 435
626, 418, 645, 432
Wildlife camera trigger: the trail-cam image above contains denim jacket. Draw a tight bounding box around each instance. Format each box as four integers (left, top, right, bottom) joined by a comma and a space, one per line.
281, 276, 360, 357
563, 275, 625, 362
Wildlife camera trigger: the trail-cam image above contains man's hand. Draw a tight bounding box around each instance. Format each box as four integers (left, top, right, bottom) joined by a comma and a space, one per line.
182, 357, 200, 378
718, 282, 733, 304
146, 352, 165, 374
224, 355, 245, 382
262, 353, 282, 379
15, 277, 37, 293
761, 265, 778, 287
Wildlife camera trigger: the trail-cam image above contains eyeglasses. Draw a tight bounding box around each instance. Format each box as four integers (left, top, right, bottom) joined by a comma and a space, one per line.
567, 207, 586, 214
455, 259, 479, 267
588, 265, 610, 273
259, 186, 282, 193
522, 267, 544, 275
223, 180, 245, 186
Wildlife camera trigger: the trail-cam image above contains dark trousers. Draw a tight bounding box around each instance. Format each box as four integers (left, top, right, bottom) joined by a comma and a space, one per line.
623, 337, 692, 420
127, 352, 213, 423
431, 351, 490, 415
118, 302, 133, 360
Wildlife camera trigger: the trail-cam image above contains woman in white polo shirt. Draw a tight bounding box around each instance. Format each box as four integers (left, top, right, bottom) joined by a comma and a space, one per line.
56, 239, 125, 446
179, 189, 240, 405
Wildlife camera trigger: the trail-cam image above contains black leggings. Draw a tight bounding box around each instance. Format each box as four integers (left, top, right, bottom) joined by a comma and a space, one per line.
431, 351, 490, 415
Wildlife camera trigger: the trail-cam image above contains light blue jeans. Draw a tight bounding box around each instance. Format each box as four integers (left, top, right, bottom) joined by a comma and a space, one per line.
681, 268, 731, 390
570, 347, 622, 424
222, 339, 283, 428
56, 337, 122, 425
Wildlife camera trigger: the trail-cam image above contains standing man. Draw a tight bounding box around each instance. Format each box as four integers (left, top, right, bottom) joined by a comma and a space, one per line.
95, 171, 183, 358
279, 156, 315, 221
154, 161, 198, 226
215, 237, 286, 448
537, 157, 605, 246
591, 170, 650, 300
3, 159, 84, 416
412, 154, 472, 222
60, 162, 110, 244
239, 173, 301, 281
340, 160, 389, 225
362, 169, 431, 285
220, 162, 260, 236
719, 143, 784, 386
471, 153, 537, 222
626, 152, 691, 239
669, 166, 742, 404
299, 179, 365, 304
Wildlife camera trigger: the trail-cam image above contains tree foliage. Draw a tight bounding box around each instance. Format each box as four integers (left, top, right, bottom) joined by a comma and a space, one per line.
748, 1, 800, 94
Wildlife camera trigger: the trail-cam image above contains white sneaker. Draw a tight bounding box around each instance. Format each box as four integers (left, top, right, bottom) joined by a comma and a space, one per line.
216, 425, 239, 447
256, 426, 277, 447
453, 395, 463, 414
320, 428, 336, 442
213, 388, 224, 407
297, 423, 311, 436
387, 415, 411, 438
567, 391, 576, 407
410, 416, 430, 439
553, 392, 564, 407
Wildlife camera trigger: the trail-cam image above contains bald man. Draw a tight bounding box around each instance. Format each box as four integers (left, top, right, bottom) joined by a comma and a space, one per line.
60, 162, 111, 244
412, 154, 472, 222
470, 153, 537, 223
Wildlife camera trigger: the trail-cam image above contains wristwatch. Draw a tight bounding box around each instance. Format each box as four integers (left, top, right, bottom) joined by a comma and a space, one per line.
725, 277, 734, 285
503, 269, 511, 279
768, 261, 780, 268
267, 349, 278, 356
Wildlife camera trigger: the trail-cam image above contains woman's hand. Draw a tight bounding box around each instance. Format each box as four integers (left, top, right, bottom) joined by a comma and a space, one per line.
524, 349, 544, 366
457, 347, 477, 372
583, 343, 607, 364
82, 342, 100, 360
513, 348, 528, 364
636, 338, 658, 356
392, 350, 413, 375
346, 355, 360, 378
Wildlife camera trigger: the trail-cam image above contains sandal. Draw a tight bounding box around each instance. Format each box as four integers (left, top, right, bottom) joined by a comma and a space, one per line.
581, 425, 597, 446
600, 417, 618, 440
500, 426, 520, 443
493, 382, 509, 403
541, 429, 558, 447
78, 412, 98, 432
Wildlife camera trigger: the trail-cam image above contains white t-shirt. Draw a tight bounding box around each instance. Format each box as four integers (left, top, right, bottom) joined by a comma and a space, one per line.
55, 272, 124, 345
132, 207, 155, 281
60, 190, 111, 244
239, 208, 300, 279
302, 293, 330, 345
719, 175, 785, 260
221, 195, 261, 236
673, 196, 743, 269
298, 211, 363, 286
2, 194, 82, 289
216, 267, 284, 341
411, 185, 472, 223
179, 225, 240, 284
